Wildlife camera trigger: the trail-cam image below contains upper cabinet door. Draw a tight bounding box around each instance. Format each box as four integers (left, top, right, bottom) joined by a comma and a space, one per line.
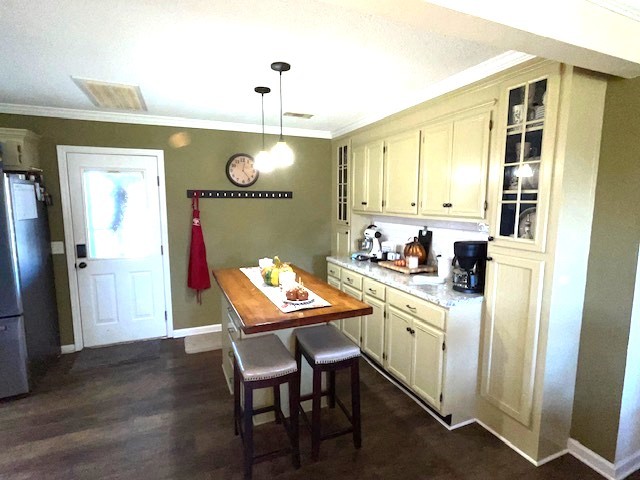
449, 111, 491, 218
366, 140, 385, 214
419, 122, 452, 216
351, 144, 367, 212
490, 66, 560, 253
384, 130, 420, 215
336, 143, 350, 225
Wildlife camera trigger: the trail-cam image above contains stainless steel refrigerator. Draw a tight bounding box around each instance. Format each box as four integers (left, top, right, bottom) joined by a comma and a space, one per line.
0, 161, 60, 399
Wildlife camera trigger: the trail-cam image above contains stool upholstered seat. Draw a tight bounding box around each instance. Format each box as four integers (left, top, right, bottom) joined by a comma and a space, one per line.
232, 334, 297, 381
294, 325, 360, 364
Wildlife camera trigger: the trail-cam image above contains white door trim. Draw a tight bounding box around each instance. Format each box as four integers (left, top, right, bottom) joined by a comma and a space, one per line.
56, 145, 173, 351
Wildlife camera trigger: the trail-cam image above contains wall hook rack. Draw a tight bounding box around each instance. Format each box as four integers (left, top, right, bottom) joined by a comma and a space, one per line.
186, 190, 293, 200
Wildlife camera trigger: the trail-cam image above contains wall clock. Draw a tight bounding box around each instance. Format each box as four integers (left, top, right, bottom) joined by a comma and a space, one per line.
225, 153, 259, 187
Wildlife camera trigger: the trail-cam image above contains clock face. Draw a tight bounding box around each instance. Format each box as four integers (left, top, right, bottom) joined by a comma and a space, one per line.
225, 154, 259, 187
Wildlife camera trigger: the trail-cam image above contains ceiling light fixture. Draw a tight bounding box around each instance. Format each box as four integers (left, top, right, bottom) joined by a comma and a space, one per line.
270, 61, 294, 168
253, 86, 274, 173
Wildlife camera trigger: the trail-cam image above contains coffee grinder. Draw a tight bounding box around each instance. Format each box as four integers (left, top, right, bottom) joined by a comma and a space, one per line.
452, 241, 488, 293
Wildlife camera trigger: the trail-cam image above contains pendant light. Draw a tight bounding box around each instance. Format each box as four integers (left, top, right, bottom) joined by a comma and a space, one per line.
270, 61, 294, 168
253, 86, 274, 173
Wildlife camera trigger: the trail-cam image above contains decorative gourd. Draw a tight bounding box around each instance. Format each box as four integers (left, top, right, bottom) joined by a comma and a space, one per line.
403, 237, 427, 265
261, 256, 293, 286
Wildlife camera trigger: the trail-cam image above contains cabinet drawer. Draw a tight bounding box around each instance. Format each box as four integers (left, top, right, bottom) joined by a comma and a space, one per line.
327, 262, 342, 279
387, 288, 446, 330
341, 269, 363, 290
363, 278, 386, 301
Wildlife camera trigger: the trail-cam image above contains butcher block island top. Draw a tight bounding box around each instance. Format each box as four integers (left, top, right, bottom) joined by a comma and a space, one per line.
212, 265, 372, 334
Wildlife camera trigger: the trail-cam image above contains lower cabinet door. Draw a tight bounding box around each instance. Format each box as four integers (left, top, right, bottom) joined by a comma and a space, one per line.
341, 284, 362, 345
335, 227, 351, 257
385, 306, 413, 385
411, 319, 445, 410
362, 295, 385, 364
480, 252, 544, 426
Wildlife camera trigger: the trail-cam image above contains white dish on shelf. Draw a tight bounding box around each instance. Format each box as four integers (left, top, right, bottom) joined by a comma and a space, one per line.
518, 207, 537, 239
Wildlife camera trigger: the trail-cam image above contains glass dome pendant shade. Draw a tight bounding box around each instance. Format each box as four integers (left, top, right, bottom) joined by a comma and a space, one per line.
270, 61, 294, 168
253, 86, 274, 173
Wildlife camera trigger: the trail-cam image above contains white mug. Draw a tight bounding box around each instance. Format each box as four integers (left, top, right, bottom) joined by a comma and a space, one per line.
437, 256, 452, 279
406, 256, 419, 269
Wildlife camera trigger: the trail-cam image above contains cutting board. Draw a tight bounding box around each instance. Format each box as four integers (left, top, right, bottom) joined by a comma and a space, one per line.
378, 261, 437, 275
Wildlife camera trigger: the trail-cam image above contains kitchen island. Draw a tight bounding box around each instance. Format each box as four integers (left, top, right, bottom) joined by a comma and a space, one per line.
213, 264, 372, 422
212, 265, 372, 334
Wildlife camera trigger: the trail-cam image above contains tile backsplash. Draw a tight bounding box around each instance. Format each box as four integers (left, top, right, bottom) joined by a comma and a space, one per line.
369, 218, 488, 265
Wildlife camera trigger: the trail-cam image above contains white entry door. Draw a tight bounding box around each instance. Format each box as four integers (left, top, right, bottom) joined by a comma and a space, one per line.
59, 148, 169, 348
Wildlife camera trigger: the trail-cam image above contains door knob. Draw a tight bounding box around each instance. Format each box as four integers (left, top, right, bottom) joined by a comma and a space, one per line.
411, 202, 416, 207
78, 262, 87, 269
486, 257, 493, 262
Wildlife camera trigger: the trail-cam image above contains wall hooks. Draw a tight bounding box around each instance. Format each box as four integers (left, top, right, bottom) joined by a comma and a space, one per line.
186, 190, 293, 200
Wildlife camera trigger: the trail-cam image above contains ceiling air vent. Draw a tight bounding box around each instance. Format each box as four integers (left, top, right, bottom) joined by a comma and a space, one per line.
72, 77, 147, 111
283, 112, 314, 119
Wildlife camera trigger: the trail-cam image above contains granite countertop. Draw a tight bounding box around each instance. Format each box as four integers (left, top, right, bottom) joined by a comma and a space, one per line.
326, 256, 484, 308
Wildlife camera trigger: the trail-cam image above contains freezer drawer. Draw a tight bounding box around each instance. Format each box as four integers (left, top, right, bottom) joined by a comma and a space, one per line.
0, 315, 29, 398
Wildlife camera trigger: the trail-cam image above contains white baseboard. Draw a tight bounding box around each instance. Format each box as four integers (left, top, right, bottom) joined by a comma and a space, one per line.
568, 438, 640, 480
60, 344, 75, 354
475, 419, 567, 467
617, 448, 640, 480
172, 324, 221, 338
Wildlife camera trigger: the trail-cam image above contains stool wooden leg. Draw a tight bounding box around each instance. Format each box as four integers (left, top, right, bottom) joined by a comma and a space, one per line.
311, 366, 322, 461
328, 370, 336, 408
273, 384, 282, 424
243, 384, 254, 480
351, 359, 362, 449
234, 359, 241, 436
289, 373, 301, 469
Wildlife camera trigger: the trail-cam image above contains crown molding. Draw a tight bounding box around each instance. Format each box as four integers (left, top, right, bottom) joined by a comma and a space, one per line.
330, 51, 535, 138
586, 0, 640, 21
0, 103, 332, 139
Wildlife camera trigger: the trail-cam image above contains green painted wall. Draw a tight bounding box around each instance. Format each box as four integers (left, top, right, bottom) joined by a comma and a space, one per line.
571, 76, 640, 461
0, 114, 332, 345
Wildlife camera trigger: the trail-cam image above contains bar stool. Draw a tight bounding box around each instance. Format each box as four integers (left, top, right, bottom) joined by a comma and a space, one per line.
232, 334, 300, 479
294, 324, 362, 460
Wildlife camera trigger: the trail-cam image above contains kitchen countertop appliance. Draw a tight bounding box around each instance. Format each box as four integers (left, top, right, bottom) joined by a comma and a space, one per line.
0, 160, 60, 399
351, 224, 382, 261
452, 241, 488, 294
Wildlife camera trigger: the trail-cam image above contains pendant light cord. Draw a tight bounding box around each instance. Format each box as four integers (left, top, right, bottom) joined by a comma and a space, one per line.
261, 93, 265, 150
279, 71, 284, 141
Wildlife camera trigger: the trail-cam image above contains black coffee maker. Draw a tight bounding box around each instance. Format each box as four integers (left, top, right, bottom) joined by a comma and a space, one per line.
452, 241, 488, 294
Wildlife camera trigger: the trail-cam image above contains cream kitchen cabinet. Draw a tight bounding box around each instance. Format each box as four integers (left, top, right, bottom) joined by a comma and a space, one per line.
478, 62, 608, 462
419, 109, 491, 219
362, 278, 386, 365
327, 257, 482, 426
0, 128, 40, 171
383, 130, 420, 215
334, 226, 351, 257
352, 140, 384, 214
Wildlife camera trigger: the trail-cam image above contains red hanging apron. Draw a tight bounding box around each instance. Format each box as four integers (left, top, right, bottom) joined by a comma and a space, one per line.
188, 195, 211, 304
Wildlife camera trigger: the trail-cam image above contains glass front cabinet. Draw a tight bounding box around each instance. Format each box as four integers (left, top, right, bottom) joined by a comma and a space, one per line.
492, 69, 559, 253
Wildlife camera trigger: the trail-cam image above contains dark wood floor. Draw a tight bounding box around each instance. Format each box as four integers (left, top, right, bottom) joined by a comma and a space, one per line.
0, 339, 633, 479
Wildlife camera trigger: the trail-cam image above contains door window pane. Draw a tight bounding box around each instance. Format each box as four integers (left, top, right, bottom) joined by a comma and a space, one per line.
83, 170, 153, 258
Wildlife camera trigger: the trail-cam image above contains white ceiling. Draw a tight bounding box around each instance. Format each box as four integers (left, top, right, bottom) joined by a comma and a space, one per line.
0, 0, 639, 139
